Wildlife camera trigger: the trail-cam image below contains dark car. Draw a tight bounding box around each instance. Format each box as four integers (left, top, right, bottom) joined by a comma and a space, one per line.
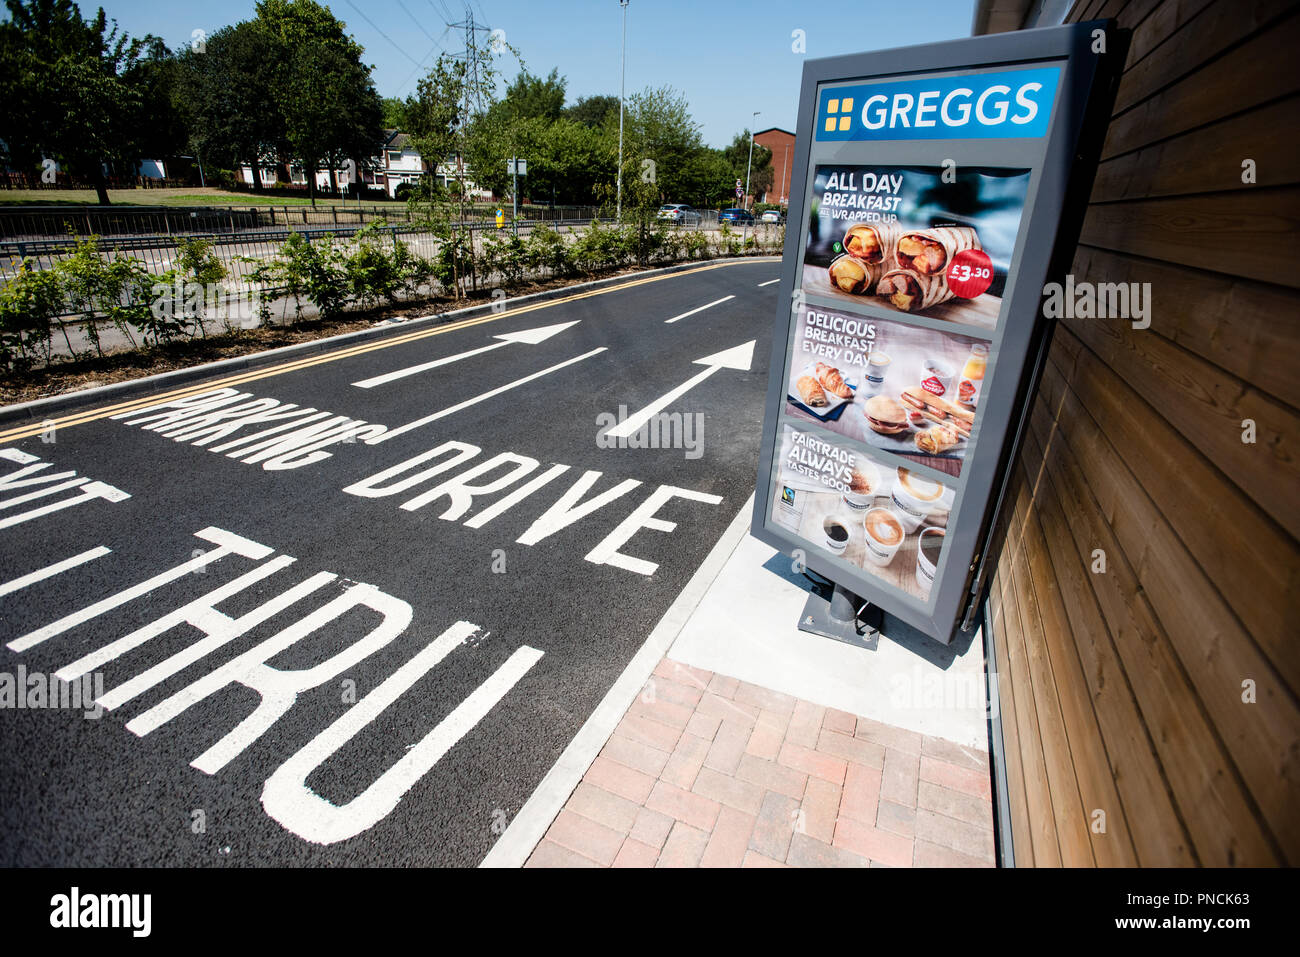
719, 207, 755, 226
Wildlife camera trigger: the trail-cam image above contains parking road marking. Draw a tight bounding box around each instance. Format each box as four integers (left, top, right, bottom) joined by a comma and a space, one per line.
664, 294, 735, 324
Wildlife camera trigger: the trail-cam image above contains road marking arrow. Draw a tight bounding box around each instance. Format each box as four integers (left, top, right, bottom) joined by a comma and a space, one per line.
352, 320, 580, 389
604, 340, 755, 439
367, 347, 608, 444
664, 295, 734, 324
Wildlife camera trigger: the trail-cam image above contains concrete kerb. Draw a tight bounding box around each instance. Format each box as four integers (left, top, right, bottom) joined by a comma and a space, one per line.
0, 255, 780, 428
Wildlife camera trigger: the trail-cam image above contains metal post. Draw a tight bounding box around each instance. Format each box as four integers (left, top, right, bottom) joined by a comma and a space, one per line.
512, 159, 518, 236
616, 0, 629, 220
743, 112, 758, 249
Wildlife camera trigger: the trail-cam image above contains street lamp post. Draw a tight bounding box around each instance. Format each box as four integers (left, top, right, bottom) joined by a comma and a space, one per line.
617, 0, 629, 220
743, 111, 759, 247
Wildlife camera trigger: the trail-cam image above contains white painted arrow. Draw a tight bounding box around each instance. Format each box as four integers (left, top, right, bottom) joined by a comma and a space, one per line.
352, 320, 580, 389
605, 340, 755, 439
367, 347, 608, 444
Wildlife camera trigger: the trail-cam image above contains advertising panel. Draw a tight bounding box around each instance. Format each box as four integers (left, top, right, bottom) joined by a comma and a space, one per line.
752, 24, 1120, 643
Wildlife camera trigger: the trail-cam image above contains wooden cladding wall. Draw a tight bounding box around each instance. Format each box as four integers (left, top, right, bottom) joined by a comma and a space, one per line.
987, 0, 1300, 866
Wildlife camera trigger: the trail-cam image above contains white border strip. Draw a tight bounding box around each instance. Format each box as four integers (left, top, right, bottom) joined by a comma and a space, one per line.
479, 492, 756, 868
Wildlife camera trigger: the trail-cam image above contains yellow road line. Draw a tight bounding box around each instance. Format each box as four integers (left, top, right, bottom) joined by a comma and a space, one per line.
0, 259, 775, 443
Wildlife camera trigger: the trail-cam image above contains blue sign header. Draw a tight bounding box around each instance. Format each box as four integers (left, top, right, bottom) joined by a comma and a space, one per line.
816, 66, 1061, 141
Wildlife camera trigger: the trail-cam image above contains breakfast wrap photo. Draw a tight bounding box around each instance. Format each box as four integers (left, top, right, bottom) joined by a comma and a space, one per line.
801, 163, 1031, 331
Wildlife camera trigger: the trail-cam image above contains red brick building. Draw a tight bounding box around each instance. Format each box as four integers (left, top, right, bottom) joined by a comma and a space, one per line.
753, 127, 795, 206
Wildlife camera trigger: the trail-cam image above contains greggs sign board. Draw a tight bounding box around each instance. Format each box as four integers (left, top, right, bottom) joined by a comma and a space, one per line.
753, 23, 1121, 645
816, 66, 1061, 141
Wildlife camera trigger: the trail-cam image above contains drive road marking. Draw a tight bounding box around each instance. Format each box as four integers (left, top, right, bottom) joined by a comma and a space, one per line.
0, 259, 775, 444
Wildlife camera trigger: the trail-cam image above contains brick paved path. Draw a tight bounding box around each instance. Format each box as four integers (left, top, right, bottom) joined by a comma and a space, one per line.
526, 658, 997, 868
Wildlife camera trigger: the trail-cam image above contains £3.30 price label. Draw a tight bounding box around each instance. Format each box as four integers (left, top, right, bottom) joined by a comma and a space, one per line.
946, 248, 994, 299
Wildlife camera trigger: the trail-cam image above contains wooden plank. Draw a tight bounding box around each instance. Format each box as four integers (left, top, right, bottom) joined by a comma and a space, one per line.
1026, 399, 1282, 864
993, 515, 1065, 866
1114, 0, 1297, 115
1069, 245, 1300, 411
1102, 11, 1300, 159
1009, 454, 1141, 866
1053, 329, 1300, 689
1005, 467, 1098, 865
1061, 284, 1300, 540
1013, 405, 1197, 864
988, 566, 1037, 866
1091, 96, 1300, 202
1077, 187, 1300, 286
1120, 0, 1215, 67
1041, 362, 1300, 860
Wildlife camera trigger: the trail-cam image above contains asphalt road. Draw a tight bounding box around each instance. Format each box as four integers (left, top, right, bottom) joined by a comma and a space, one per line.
0, 258, 780, 866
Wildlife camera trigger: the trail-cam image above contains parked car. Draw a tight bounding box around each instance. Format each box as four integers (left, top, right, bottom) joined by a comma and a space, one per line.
657, 204, 701, 225
760, 208, 785, 224
719, 207, 755, 226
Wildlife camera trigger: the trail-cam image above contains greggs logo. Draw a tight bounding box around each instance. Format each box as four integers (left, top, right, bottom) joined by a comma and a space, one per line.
816, 66, 1060, 141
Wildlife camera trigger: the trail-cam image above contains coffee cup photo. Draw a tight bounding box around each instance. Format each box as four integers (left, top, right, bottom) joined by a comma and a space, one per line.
823, 516, 850, 554
915, 526, 946, 593
862, 506, 905, 566
891, 467, 949, 532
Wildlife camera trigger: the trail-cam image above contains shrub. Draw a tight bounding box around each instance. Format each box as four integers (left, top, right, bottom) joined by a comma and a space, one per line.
0, 261, 63, 372
55, 236, 153, 355
524, 224, 571, 277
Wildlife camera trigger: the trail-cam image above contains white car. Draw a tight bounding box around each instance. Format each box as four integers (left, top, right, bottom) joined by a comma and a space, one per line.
760, 209, 785, 223
657, 204, 702, 225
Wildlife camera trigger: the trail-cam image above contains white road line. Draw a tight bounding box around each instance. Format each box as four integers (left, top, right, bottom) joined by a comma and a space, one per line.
664, 294, 734, 324
605, 340, 756, 439
352, 340, 510, 388
480, 493, 755, 868
351, 321, 580, 389
367, 347, 608, 444
757, 278, 780, 287
0, 546, 111, 599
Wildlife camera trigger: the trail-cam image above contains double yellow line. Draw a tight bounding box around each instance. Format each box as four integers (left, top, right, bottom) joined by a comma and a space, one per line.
0, 259, 771, 444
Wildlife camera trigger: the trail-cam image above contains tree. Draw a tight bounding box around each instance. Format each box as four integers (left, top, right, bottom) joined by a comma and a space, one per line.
381, 96, 411, 130
253, 0, 383, 204
500, 68, 565, 122
563, 94, 620, 129
177, 21, 279, 189
0, 0, 180, 204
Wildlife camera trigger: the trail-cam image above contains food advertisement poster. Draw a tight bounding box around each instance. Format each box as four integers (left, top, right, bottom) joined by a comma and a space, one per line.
772, 425, 955, 602
801, 164, 1030, 332
783, 305, 988, 477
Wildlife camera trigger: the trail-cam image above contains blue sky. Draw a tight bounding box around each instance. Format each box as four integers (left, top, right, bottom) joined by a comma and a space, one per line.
83, 0, 979, 146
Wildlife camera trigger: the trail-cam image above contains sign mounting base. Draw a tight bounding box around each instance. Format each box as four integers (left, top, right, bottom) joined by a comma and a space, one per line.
797, 582, 880, 652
